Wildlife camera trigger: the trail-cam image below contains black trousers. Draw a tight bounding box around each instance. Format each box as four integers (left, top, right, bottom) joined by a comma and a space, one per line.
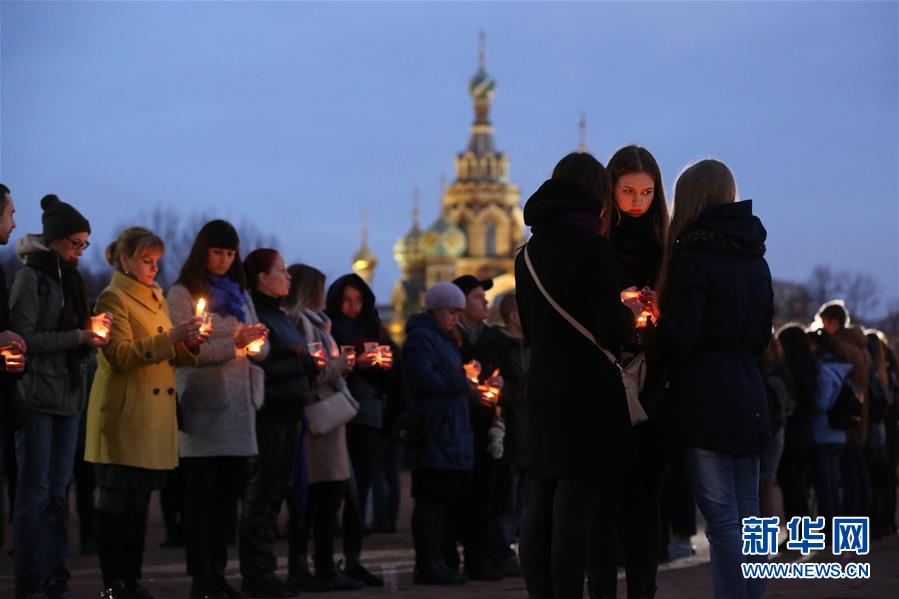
586, 467, 663, 598
777, 444, 813, 521
239, 417, 300, 581
342, 424, 379, 560
519, 477, 600, 599
296, 480, 345, 577
459, 452, 500, 571
96, 488, 151, 585
159, 465, 184, 543
183, 456, 246, 591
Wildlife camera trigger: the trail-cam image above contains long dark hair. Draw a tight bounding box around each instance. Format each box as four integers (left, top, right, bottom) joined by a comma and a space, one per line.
176, 220, 246, 298
607, 145, 669, 247
284, 264, 326, 318
551, 152, 612, 234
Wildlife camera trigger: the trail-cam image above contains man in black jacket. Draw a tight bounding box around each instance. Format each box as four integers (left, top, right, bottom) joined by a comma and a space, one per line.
0, 183, 27, 546
451, 275, 506, 581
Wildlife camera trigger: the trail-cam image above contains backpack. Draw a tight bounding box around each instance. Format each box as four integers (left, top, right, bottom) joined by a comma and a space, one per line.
827, 377, 864, 431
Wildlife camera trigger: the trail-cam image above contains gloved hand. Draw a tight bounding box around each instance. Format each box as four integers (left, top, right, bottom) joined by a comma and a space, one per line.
486, 415, 506, 460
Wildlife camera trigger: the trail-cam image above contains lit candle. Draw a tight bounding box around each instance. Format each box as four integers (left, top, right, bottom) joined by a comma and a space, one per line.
636, 310, 652, 328
246, 338, 264, 355
1, 348, 25, 370
195, 298, 210, 334
93, 322, 109, 339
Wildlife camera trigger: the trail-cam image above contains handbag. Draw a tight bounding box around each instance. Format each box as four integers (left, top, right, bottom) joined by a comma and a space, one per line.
306, 387, 359, 436
523, 244, 648, 426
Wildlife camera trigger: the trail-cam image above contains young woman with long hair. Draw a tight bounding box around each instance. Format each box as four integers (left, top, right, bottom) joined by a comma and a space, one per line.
167, 220, 269, 599
656, 160, 773, 599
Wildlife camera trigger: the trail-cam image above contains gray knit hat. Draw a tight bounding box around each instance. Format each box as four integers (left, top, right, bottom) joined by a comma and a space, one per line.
425, 282, 466, 310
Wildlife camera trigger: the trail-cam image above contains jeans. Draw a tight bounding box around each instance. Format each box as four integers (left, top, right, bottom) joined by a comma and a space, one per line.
372, 433, 402, 528
499, 464, 528, 550
813, 443, 843, 521
520, 477, 599, 599
840, 446, 871, 517
13, 409, 81, 597
688, 448, 765, 599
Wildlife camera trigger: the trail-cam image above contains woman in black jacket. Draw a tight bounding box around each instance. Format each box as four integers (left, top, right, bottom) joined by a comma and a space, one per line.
656, 160, 773, 599
587, 145, 669, 599
239, 249, 319, 599
325, 273, 392, 587
514, 152, 637, 599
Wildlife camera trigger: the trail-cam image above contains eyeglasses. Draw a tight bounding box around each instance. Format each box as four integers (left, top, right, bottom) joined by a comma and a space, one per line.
67, 237, 90, 251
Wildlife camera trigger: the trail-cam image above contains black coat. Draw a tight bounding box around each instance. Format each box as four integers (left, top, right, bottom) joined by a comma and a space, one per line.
252, 292, 318, 423
1, 265, 18, 437
514, 178, 636, 479
457, 321, 505, 455
656, 201, 774, 456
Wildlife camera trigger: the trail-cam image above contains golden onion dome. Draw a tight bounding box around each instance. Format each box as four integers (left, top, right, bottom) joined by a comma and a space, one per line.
420, 216, 466, 259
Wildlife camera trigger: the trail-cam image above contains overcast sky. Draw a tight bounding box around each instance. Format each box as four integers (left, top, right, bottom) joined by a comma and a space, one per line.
2, 1, 897, 315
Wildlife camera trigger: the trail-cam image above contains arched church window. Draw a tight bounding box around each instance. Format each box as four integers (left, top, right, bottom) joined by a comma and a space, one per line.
486, 222, 497, 257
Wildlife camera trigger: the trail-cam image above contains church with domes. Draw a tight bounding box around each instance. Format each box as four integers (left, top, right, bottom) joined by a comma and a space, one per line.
382, 38, 525, 339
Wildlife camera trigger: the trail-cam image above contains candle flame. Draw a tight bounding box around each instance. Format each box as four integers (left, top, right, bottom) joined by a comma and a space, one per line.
247, 339, 264, 355
196, 298, 206, 316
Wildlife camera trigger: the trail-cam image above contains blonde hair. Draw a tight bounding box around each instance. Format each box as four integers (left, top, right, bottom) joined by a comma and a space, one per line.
105, 226, 165, 272
657, 159, 737, 303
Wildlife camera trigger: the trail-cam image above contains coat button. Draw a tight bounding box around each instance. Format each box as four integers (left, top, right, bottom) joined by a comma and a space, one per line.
157, 326, 164, 333
153, 388, 160, 395
167, 388, 175, 396
144, 352, 152, 359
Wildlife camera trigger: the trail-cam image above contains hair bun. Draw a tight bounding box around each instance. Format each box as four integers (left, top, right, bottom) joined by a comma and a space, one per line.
40, 194, 61, 211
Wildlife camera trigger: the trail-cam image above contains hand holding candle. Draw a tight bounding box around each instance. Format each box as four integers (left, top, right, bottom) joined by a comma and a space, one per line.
90, 312, 113, 340
376, 344, 393, 370
340, 345, 356, 369
0, 347, 25, 373
464, 360, 482, 384
237, 323, 267, 353
308, 341, 328, 367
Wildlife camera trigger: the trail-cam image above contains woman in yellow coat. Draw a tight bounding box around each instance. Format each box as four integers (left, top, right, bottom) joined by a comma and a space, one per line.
85, 227, 208, 599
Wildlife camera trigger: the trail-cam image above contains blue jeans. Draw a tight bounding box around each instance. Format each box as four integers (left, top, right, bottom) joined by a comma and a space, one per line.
13, 409, 81, 597
689, 448, 765, 599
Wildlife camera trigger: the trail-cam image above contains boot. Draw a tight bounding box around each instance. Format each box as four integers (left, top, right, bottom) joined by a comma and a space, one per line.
122, 509, 153, 599
413, 502, 465, 585
287, 553, 331, 592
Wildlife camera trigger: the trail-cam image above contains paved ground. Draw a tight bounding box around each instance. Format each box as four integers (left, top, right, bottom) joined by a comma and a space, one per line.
0, 473, 896, 598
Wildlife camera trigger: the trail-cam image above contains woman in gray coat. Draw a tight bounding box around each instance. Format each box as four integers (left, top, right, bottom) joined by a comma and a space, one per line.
282, 264, 363, 592
167, 220, 269, 599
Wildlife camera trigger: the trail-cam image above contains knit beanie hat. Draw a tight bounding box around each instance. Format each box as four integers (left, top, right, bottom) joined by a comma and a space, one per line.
41, 194, 91, 242
425, 281, 466, 310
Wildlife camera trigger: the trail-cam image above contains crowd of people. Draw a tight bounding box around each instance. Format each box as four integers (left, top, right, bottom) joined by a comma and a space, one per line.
0, 145, 895, 599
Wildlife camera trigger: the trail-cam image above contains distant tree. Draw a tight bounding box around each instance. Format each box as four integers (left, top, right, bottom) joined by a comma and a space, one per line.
841, 272, 881, 323
806, 265, 843, 309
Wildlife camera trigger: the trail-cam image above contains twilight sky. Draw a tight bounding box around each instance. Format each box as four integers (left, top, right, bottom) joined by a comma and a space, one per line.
1, 1, 897, 315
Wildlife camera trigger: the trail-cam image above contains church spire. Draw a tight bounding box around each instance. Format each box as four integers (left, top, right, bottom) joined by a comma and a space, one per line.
578, 112, 587, 152
352, 211, 378, 285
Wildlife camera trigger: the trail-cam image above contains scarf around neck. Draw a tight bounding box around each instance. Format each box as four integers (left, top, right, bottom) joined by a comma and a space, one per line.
207, 275, 247, 322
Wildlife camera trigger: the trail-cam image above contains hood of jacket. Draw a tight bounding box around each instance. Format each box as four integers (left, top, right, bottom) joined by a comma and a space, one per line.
682, 200, 767, 249
325, 273, 381, 338
16, 234, 50, 263
523, 178, 602, 227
